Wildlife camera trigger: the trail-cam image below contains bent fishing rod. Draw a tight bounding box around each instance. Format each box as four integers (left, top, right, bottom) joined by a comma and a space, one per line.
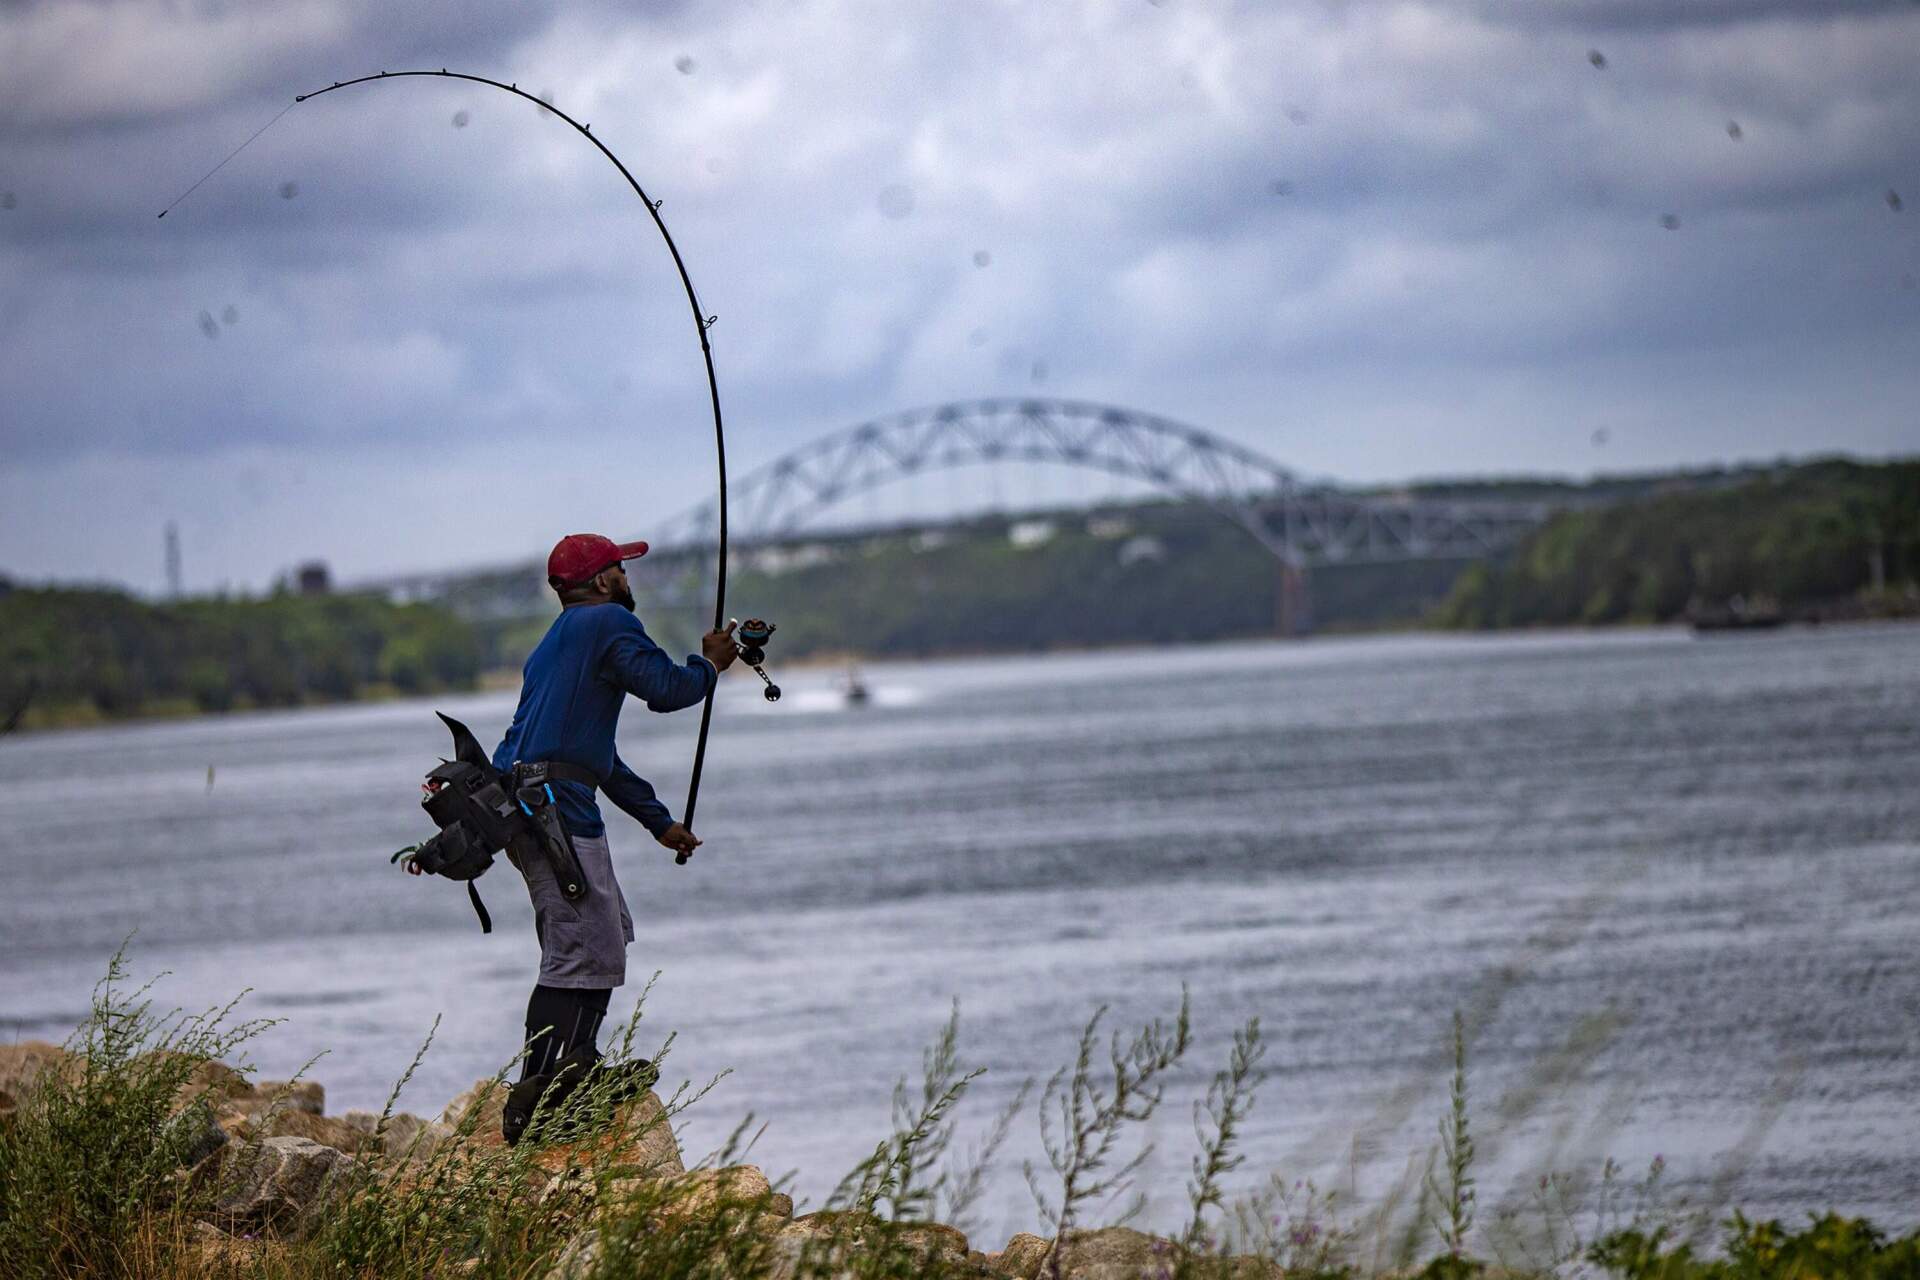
162, 68, 771, 861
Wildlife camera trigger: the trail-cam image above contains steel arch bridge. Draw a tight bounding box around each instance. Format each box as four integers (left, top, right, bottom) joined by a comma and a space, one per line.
644, 398, 1549, 567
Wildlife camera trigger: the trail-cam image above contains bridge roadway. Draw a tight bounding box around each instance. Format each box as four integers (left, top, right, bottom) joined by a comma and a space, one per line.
362, 398, 1553, 634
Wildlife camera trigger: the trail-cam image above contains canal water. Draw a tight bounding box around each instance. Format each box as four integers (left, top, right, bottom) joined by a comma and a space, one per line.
2, 624, 1916, 1247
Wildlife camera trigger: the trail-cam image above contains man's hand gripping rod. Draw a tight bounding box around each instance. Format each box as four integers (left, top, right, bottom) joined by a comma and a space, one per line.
676, 617, 779, 864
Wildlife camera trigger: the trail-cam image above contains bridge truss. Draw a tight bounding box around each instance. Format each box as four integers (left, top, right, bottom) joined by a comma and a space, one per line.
646, 398, 1548, 567
368, 399, 1550, 633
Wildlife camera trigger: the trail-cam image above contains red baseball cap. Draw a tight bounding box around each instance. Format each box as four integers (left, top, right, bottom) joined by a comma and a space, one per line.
547, 533, 649, 585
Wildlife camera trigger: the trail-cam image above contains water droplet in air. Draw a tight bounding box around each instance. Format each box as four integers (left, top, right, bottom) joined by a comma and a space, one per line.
197, 311, 220, 339
1588, 49, 1607, 69
973, 250, 992, 267
1659, 213, 1680, 230
1725, 121, 1742, 140
876, 184, 915, 219
221, 305, 239, 326
452, 110, 470, 128
675, 55, 696, 75
278, 181, 299, 199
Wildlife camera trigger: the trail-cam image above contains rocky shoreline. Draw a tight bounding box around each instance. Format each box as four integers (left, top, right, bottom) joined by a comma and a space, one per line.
0, 1039, 1266, 1280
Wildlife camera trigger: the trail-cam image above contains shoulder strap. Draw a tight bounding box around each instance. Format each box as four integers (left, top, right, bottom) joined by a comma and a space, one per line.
468, 881, 493, 934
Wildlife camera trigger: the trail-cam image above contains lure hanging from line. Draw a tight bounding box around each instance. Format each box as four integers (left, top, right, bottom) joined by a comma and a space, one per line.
161, 68, 738, 846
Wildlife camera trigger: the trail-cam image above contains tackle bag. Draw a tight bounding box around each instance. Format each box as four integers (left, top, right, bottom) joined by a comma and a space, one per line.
392, 712, 593, 933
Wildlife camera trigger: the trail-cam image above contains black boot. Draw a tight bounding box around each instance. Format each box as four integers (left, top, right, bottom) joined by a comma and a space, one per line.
503, 1040, 598, 1146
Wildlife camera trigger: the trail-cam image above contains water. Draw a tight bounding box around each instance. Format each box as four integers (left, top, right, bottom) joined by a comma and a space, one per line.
2, 625, 1917, 1248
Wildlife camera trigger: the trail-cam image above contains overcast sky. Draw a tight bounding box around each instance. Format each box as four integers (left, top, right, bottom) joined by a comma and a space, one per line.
2, 0, 1916, 594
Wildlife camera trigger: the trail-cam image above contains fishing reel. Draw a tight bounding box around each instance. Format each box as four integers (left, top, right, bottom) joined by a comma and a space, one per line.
733, 618, 780, 702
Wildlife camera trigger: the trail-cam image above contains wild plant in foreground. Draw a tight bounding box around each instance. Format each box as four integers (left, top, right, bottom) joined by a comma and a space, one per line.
1025, 989, 1193, 1280
794, 1003, 998, 1280
1224, 1176, 1358, 1280
1172, 1016, 1265, 1280
0, 945, 274, 1280
1419, 1010, 1479, 1275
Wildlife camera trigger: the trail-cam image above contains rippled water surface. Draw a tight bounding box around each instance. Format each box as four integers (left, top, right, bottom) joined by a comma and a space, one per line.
3, 626, 1917, 1244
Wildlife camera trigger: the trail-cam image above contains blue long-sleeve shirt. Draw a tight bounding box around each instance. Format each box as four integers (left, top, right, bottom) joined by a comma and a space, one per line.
491, 603, 716, 838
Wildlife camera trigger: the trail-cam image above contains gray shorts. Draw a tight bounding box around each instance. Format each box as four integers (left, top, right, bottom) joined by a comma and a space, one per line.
511, 831, 633, 988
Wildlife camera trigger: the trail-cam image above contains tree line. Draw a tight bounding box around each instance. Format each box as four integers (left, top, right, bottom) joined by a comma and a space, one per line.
0, 585, 480, 730
1431, 458, 1920, 628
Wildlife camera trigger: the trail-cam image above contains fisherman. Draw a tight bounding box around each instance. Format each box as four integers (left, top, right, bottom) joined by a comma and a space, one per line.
483, 531, 737, 1142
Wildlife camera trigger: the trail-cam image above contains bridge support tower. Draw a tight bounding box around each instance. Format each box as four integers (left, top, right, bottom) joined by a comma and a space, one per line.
1276, 560, 1313, 638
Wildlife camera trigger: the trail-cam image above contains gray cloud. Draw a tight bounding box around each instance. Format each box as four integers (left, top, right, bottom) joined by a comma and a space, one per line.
0, 0, 1916, 590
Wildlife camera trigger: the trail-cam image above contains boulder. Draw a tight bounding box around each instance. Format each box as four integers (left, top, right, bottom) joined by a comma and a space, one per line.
649, 1164, 794, 1223
441, 1078, 509, 1142
230, 1105, 375, 1154
255, 1079, 326, 1115
442, 1076, 683, 1180
1048, 1227, 1181, 1280
991, 1232, 1054, 1278
174, 1056, 254, 1108
208, 1136, 354, 1233
341, 1108, 446, 1160
765, 1211, 973, 1280
169, 1099, 234, 1173
545, 1229, 601, 1280
0, 1040, 74, 1116
189, 1220, 285, 1269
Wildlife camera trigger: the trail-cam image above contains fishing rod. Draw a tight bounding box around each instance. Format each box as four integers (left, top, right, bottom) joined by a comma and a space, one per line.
162, 68, 766, 859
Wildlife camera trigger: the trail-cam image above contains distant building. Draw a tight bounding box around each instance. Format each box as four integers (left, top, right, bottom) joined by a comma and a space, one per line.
1008, 519, 1057, 549
746, 543, 835, 576
295, 561, 332, 596
1117, 535, 1167, 567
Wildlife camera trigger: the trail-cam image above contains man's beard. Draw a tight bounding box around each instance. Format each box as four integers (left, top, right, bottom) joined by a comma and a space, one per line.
612, 585, 637, 612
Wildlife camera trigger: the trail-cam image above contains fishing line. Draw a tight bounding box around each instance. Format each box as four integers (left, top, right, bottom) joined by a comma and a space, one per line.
159, 69, 733, 847
157, 99, 299, 219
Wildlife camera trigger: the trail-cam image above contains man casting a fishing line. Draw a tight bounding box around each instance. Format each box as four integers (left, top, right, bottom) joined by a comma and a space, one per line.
411, 532, 738, 1142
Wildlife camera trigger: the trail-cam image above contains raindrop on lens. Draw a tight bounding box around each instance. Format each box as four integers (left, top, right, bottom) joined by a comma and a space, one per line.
197, 311, 220, 339
1660, 213, 1680, 230
1888, 189, 1905, 213
278, 181, 299, 199
1588, 49, 1607, 69
973, 249, 992, 267
452, 110, 470, 128
876, 184, 915, 219
675, 55, 696, 75
1725, 120, 1743, 140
